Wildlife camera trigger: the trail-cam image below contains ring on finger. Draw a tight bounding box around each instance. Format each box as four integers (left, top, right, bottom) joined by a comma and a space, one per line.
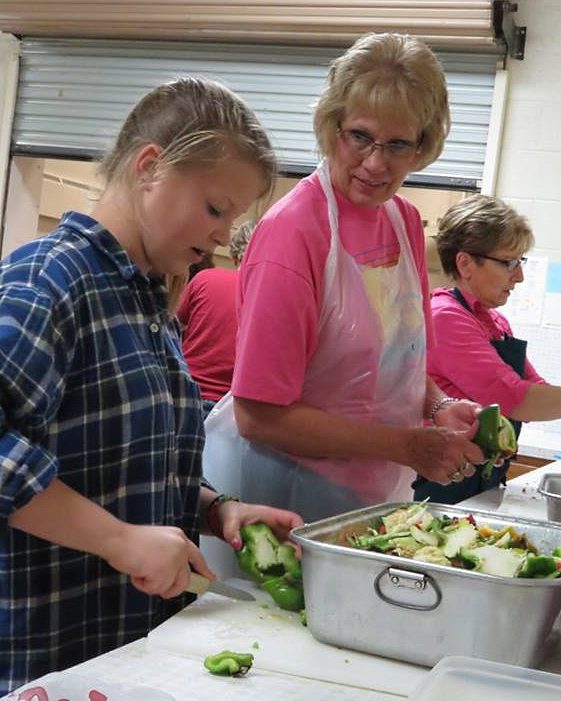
450, 469, 463, 482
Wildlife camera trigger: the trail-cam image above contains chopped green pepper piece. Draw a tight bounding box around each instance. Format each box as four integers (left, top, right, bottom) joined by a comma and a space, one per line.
474, 404, 517, 479
236, 523, 305, 611
203, 650, 254, 676
347, 529, 409, 551
518, 554, 561, 578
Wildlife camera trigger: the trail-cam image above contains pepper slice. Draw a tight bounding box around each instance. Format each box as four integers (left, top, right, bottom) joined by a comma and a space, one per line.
518, 554, 561, 578
203, 650, 254, 676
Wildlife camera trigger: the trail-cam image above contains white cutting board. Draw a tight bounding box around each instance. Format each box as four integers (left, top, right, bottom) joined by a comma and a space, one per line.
147, 592, 427, 696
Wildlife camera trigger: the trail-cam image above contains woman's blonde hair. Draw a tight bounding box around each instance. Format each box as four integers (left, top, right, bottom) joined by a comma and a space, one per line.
437, 194, 534, 279
314, 32, 450, 170
230, 220, 256, 266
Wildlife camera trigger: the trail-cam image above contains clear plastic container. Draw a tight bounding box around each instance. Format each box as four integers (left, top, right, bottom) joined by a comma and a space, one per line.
409, 656, 561, 701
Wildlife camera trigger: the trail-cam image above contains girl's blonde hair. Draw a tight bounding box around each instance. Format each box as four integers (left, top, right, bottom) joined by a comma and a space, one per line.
100, 77, 276, 195
314, 32, 450, 170
100, 77, 277, 312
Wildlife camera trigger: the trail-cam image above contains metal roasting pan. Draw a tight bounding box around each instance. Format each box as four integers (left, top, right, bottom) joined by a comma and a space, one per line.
291, 502, 561, 668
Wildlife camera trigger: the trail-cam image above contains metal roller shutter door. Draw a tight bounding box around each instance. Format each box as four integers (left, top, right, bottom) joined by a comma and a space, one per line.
12, 37, 499, 189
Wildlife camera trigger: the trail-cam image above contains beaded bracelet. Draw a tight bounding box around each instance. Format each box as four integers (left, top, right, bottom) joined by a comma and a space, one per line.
427, 396, 458, 423
207, 493, 240, 538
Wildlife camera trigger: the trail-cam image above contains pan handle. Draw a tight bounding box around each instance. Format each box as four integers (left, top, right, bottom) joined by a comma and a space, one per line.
374, 566, 442, 611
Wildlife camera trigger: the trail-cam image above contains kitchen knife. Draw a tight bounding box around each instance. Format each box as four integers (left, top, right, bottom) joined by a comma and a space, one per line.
186, 572, 255, 601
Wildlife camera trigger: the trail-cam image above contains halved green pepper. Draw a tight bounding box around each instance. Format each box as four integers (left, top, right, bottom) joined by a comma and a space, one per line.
262, 573, 305, 611
203, 650, 254, 676
474, 404, 517, 479
236, 523, 304, 612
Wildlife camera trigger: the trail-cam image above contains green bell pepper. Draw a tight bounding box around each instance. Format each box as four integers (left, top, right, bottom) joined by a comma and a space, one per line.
474, 404, 517, 479
203, 650, 254, 676
262, 573, 305, 612
348, 529, 410, 552
518, 554, 561, 578
236, 523, 304, 611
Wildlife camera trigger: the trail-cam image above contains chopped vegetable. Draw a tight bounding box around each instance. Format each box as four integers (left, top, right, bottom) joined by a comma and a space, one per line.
440, 519, 477, 558
204, 650, 254, 676
518, 554, 561, 578
474, 404, 518, 479
413, 546, 451, 566
236, 523, 305, 612
345, 503, 561, 580
459, 544, 526, 577
381, 500, 432, 533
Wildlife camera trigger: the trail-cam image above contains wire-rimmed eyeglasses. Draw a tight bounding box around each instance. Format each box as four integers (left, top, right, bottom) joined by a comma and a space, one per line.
337, 128, 420, 162
477, 254, 527, 272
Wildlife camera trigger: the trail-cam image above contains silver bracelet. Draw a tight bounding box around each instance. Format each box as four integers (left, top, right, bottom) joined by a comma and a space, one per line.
427, 396, 458, 423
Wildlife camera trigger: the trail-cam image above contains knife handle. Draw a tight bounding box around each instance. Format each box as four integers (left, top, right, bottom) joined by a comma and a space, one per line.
185, 572, 211, 595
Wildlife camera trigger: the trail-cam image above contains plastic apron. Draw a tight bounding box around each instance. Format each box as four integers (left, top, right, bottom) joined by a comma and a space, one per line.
203, 160, 426, 523
414, 286, 526, 504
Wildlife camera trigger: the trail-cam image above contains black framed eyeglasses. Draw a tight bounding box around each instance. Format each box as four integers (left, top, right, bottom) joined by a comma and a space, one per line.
477, 254, 527, 272
337, 127, 420, 162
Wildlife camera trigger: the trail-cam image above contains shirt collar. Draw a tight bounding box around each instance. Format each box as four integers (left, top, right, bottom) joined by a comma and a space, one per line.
60, 211, 147, 282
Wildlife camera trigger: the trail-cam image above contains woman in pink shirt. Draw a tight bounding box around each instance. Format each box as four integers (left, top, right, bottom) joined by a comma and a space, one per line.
205, 33, 484, 522
178, 222, 255, 419
422, 194, 555, 503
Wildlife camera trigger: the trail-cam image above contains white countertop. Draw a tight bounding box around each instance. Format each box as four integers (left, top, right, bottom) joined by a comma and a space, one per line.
461, 458, 561, 520
6, 463, 561, 700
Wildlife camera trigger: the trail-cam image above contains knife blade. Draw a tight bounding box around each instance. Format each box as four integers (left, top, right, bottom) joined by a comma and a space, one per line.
186, 572, 255, 601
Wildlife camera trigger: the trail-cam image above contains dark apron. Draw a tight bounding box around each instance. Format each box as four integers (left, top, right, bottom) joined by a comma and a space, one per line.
413, 287, 525, 504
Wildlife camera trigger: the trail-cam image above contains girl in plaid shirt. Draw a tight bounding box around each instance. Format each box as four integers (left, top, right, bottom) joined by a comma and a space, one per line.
0, 77, 302, 694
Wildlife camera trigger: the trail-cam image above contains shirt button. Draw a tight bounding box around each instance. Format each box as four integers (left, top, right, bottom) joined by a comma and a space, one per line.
149, 322, 159, 333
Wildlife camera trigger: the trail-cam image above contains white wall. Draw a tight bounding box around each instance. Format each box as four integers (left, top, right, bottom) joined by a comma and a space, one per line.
496, 0, 561, 255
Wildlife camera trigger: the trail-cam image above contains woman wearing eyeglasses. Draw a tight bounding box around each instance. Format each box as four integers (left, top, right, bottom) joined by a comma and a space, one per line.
204, 32, 485, 523
415, 194, 552, 503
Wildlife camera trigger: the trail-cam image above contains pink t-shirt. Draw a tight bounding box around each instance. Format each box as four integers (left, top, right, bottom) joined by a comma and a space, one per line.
232, 171, 433, 404
178, 267, 238, 401
427, 287, 546, 416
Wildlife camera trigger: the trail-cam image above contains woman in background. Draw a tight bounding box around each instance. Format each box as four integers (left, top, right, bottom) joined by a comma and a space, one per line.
418, 194, 561, 503
179, 220, 256, 418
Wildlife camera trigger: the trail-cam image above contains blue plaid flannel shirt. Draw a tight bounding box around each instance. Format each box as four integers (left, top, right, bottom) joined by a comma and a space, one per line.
0, 212, 206, 694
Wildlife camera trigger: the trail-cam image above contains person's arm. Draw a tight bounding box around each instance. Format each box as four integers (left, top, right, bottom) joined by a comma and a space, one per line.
9, 478, 215, 598
233, 396, 483, 485
508, 383, 561, 421
0, 263, 214, 599
430, 305, 561, 422
198, 484, 304, 549
424, 375, 481, 430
